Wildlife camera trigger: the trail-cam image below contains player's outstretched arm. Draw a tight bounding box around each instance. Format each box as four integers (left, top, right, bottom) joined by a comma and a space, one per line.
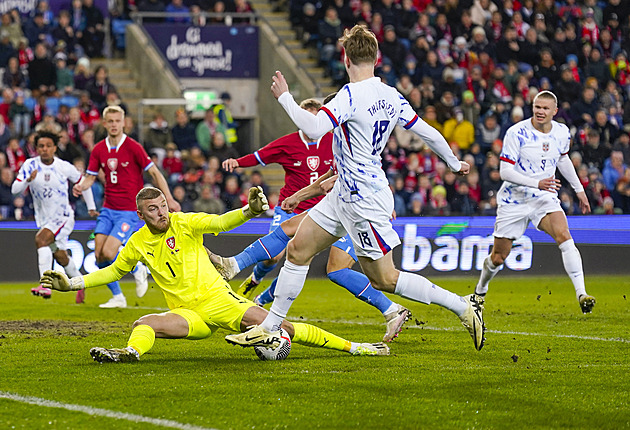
222, 158, 240, 172
407, 118, 464, 173
242, 186, 270, 218
281, 170, 334, 213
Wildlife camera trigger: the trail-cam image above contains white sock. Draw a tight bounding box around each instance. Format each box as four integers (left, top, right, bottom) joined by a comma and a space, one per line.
476, 256, 500, 296
559, 239, 586, 298
394, 271, 468, 316
383, 302, 398, 316
63, 257, 81, 278
230, 257, 241, 274
263, 260, 309, 332
348, 342, 359, 354
37, 247, 53, 278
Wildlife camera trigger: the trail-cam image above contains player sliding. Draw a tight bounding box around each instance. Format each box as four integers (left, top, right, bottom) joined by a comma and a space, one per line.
225, 25, 486, 352
215, 97, 410, 343
40, 187, 390, 363
474, 90, 596, 313
12, 131, 97, 300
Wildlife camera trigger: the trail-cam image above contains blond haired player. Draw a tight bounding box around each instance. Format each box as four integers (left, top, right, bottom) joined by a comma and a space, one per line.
226, 25, 486, 352
40, 187, 389, 362
475, 90, 596, 313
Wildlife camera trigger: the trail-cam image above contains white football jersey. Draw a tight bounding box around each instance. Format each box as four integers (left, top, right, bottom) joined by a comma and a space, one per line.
321, 78, 421, 202
15, 157, 82, 227
498, 119, 571, 205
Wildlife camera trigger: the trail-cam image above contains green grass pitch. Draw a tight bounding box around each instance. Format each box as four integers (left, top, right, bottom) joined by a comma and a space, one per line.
1, 275, 629, 429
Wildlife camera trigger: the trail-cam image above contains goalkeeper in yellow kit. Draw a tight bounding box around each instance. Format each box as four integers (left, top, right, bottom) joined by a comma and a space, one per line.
40, 186, 389, 362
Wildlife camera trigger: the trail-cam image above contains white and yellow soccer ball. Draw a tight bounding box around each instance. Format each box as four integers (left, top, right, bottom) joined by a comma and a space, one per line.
254, 328, 292, 361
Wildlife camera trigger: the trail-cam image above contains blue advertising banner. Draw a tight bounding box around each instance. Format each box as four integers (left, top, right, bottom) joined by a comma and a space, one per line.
143, 24, 259, 78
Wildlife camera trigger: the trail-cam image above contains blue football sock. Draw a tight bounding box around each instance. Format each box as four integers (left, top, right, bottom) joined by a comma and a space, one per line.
256, 278, 278, 306
327, 268, 393, 314
234, 227, 291, 272
253, 261, 277, 283
97, 259, 122, 296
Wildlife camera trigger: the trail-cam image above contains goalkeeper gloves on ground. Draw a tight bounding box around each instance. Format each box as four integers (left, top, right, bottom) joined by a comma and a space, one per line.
242, 186, 269, 219
40, 270, 85, 291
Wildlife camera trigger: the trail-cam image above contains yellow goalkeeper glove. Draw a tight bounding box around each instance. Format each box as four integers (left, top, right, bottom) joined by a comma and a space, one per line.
40, 270, 85, 292
242, 186, 269, 219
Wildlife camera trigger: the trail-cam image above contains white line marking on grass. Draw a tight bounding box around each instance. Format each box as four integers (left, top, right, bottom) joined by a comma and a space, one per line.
0, 391, 218, 430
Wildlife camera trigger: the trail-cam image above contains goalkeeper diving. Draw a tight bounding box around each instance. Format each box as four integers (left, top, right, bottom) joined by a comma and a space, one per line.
41, 186, 389, 362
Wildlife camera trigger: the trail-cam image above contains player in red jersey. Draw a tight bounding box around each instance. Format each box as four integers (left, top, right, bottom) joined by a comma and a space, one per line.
73, 106, 181, 308
216, 98, 410, 342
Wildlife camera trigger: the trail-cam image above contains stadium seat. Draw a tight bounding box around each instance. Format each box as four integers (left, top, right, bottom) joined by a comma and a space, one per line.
45, 98, 60, 116
59, 95, 79, 108
24, 97, 36, 111
112, 19, 133, 51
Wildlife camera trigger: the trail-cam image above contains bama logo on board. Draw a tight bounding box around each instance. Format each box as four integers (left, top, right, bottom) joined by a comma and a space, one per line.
400, 224, 533, 272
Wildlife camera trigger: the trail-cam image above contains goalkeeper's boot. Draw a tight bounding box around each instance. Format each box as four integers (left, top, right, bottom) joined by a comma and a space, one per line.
75, 289, 85, 304
132, 262, 149, 298
31, 284, 52, 299
235, 274, 261, 299
459, 294, 486, 351
352, 342, 390, 356
225, 325, 282, 349
579, 294, 596, 314
383, 304, 411, 342
90, 346, 139, 363
208, 252, 238, 281
99, 294, 127, 309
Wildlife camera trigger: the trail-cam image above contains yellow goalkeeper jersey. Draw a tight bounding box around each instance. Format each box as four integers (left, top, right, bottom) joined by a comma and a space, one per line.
83, 209, 247, 309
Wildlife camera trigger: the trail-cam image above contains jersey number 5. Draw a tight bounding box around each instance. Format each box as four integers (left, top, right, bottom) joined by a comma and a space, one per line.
371, 120, 390, 155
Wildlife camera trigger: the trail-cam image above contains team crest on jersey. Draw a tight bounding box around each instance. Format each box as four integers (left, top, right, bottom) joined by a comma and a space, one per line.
107, 158, 118, 171
166, 236, 176, 249
121, 222, 130, 232
307, 156, 320, 171
542, 141, 549, 152
44, 173, 50, 181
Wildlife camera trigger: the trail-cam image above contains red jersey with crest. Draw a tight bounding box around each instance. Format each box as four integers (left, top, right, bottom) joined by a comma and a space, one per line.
236, 130, 333, 214
86, 134, 154, 211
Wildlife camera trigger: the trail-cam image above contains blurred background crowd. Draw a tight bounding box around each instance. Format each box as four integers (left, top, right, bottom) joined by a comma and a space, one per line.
1, 0, 630, 221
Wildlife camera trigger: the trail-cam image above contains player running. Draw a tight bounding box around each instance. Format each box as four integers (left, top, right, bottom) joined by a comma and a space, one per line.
226, 25, 485, 352
40, 187, 390, 362
216, 97, 410, 342
73, 106, 181, 308
12, 131, 97, 301
474, 90, 596, 313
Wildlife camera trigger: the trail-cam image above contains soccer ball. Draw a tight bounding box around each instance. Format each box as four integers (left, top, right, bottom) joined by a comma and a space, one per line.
254, 328, 292, 361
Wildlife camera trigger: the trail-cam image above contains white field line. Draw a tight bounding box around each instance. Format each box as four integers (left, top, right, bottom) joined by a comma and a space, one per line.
64, 304, 630, 344
0, 391, 218, 430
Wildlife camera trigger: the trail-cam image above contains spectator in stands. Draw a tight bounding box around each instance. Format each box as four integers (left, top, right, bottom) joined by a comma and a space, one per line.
434, 91, 456, 124
213, 93, 238, 147
592, 109, 619, 147
162, 142, 183, 184
451, 181, 477, 215
52, 10, 82, 59
28, 43, 56, 96
57, 129, 87, 164
0, 167, 15, 219
602, 150, 627, 204
318, 7, 343, 72
24, 12, 51, 47
0, 31, 17, 68
80, 0, 105, 57
208, 132, 238, 164
74, 57, 92, 91
0, 116, 10, 151
146, 112, 171, 162
5, 138, 26, 173
0, 13, 23, 50
8, 93, 31, 138
555, 65, 582, 109
425, 184, 451, 216
172, 185, 193, 212
195, 108, 226, 155
582, 129, 610, 172
570, 87, 599, 127
55, 54, 75, 95
613, 131, 630, 164
194, 185, 225, 214
86, 65, 116, 110
380, 25, 407, 77
221, 174, 242, 211
137, 0, 167, 22
66, 107, 88, 145
443, 107, 474, 152
2, 57, 26, 91
233, 0, 254, 24
171, 108, 197, 151
165, 0, 191, 23
123, 115, 139, 141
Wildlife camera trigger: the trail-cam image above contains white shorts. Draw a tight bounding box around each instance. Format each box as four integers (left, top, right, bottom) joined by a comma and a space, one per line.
494, 192, 563, 240
40, 217, 75, 251
309, 186, 401, 260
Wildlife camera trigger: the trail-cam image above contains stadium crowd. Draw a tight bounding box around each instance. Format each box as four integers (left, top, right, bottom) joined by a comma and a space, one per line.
1, 0, 630, 221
